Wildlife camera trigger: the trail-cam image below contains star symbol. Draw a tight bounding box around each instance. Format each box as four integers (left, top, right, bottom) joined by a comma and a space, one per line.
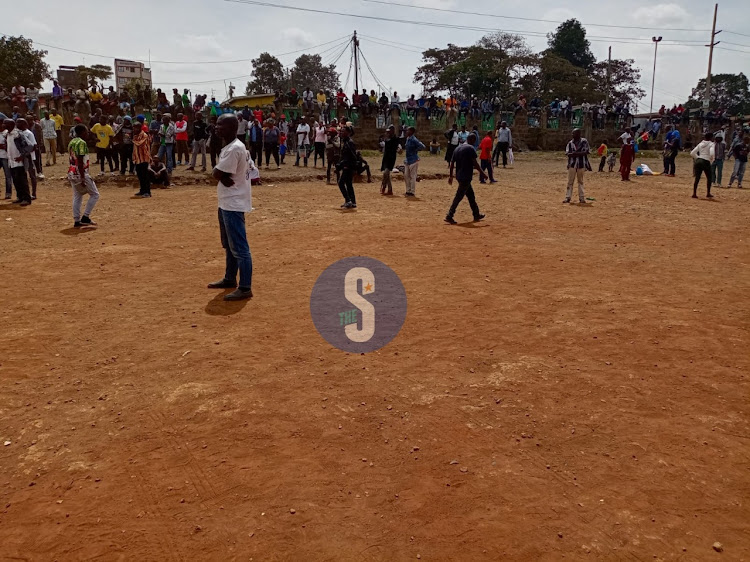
364, 283, 373, 293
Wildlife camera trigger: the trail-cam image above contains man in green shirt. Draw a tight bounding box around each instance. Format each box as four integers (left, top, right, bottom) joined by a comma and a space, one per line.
67, 124, 100, 228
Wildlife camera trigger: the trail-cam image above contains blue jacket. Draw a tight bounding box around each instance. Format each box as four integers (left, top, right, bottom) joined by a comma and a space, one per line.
405, 135, 425, 164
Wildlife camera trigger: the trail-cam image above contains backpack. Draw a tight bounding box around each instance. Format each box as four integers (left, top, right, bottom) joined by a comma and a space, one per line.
14, 132, 35, 156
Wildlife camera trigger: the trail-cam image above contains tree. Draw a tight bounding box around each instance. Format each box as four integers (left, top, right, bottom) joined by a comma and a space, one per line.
687, 73, 750, 115
290, 54, 340, 93
75, 64, 113, 88
547, 19, 595, 70
0, 35, 50, 87
589, 59, 645, 105
526, 52, 596, 103
246, 53, 287, 95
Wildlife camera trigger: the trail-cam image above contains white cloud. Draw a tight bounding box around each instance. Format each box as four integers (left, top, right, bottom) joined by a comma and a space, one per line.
176, 35, 233, 59
281, 28, 315, 49
631, 3, 692, 27
542, 8, 577, 23
20, 17, 52, 35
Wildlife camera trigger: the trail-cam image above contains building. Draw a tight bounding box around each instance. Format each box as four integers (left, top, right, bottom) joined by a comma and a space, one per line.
114, 59, 152, 93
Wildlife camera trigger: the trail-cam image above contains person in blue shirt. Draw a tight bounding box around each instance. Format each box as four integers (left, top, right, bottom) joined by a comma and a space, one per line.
458, 124, 469, 144
663, 125, 681, 176
404, 126, 425, 197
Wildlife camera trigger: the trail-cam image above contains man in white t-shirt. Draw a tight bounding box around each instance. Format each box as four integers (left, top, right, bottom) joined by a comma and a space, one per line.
207, 114, 253, 301
4, 119, 32, 205
236, 113, 248, 148
295, 119, 311, 167
619, 128, 632, 145
0, 120, 12, 199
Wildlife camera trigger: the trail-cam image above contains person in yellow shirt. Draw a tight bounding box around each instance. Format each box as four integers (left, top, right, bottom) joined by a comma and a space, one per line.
316, 89, 327, 120
90, 114, 115, 174
50, 109, 65, 155
88, 87, 103, 108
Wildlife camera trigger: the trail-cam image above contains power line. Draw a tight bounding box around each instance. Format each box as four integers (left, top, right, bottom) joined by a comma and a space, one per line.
724, 30, 750, 39
360, 0, 711, 32
0, 32, 351, 65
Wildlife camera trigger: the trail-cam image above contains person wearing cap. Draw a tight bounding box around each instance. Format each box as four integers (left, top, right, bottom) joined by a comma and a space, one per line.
337, 125, 357, 208
70, 116, 82, 141
493, 121, 512, 168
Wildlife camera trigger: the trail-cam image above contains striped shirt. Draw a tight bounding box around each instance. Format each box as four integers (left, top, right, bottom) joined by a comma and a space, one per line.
565, 138, 592, 170
132, 131, 151, 165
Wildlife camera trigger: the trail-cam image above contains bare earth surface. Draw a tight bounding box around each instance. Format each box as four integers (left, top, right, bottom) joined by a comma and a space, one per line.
1, 151, 749, 561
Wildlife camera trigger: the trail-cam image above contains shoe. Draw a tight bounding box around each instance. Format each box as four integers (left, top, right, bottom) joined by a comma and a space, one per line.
207, 279, 237, 289
340, 202, 350, 208
224, 288, 253, 301
351, 203, 357, 208
444, 216, 457, 225
19, 201, 31, 206
140, 193, 152, 198
490, 180, 498, 183
31, 195, 37, 200
579, 199, 587, 205
74, 221, 82, 228
691, 194, 698, 198
707, 193, 714, 198
479, 180, 486, 184
473, 214, 485, 222
562, 198, 571, 204
186, 167, 194, 171
11, 199, 22, 204
201, 168, 207, 172
80, 215, 96, 226
38, 173, 45, 179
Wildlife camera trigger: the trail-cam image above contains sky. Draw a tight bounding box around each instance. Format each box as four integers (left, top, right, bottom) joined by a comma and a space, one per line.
5, 0, 750, 111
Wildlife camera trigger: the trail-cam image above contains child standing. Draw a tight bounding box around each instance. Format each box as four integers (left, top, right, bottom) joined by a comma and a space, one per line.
607, 151, 617, 172
478, 131, 497, 184
597, 141, 608, 172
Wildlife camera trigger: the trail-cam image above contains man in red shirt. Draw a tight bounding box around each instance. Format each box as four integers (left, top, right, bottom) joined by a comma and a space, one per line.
478, 131, 497, 184
253, 106, 264, 123
174, 113, 189, 165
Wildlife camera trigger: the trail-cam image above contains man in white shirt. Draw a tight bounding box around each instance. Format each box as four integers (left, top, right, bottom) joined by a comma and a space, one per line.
207, 114, 253, 301
4, 119, 32, 205
16, 118, 38, 199
0, 120, 12, 199
295, 119, 311, 167
390, 92, 400, 110
236, 114, 248, 148
690, 131, 716, 199
302, 87, 314, 112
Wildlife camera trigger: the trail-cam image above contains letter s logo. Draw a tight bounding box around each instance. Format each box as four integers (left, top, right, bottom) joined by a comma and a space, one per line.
344, 267, 375, 343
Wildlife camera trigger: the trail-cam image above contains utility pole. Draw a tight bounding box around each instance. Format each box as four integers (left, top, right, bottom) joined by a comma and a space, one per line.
650, 37, 662, 114
705, 3, 721, 109
353, 30, 360, 95
606, 46, 611, 106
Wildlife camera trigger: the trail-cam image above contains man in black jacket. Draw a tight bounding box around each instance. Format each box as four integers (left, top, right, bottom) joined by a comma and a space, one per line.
380, 125, 400, 195
337, 126, 358, 209
187, 112, 208, 172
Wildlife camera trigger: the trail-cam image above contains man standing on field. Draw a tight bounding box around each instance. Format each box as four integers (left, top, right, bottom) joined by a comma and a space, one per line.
445, 132, 486, 224
41, 111, 57, 166
563, 128, 591, 204
207, 114, 254, 302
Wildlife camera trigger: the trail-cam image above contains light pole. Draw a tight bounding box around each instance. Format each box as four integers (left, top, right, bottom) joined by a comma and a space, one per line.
650, 36, 662, 114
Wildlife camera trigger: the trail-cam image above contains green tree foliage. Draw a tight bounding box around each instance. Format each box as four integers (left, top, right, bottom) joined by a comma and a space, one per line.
687, 73, 750, 115
290, 54, 340, 93
589, 59, 645, 105
547, 19, 595, 70
246, 53, 287, 95
76, 65, 113, 88
0, 35, 50, 88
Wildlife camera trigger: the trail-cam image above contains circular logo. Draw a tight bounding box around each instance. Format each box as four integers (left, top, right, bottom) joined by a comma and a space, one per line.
310, 257, 407, 353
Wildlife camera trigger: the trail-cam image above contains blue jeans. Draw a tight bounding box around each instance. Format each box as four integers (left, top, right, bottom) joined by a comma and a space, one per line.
157, 143, 174, 173
1, 158, 11, 197
218, 209, 252, 290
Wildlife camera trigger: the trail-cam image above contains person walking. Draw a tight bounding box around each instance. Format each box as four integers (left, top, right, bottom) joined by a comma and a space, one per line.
380, 125, 400, 195
690, 132, 715, 199
619, 133, 635, 182
563, 128, 591, 204
187, 112, 208, 172
295, 118, 311, 166
445, 132, 486, 224
727, 136, 748, 189
711, 133, 726, 188
493, 121, 512, 167
90, 114, 115, 175
4, 119, 32, 206
478, 131, 497, 184
41, 111, 58, 166
403, 126, 425, 197
444, 123, 459, 165
0, 120, 12, 199
313, 122, 327, 168
67, 124, 100, 226
132, 121, 152, 198
207, 113, 254, 301
337, 125, 357, 208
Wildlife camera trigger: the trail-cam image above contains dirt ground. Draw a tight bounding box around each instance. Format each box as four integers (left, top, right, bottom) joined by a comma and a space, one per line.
1, 150, 749, 561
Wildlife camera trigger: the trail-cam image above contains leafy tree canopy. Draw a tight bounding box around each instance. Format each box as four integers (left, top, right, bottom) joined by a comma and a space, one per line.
687, 73, 750, 115
0, 35, 50, 88
290, 53, 340, 93
547, 19, 595, 70
246, 52, 287, 95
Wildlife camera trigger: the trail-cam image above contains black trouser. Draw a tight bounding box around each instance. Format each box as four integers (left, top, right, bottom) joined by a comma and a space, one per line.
24, 156, 37, 196
480, 159, 494, 182
693, 158, 712, 195
338, 168, 355, 204
314, 142, 325, 166
250, 141, 262, 163
264, 142, 279, 167
495, 142, 509, 166
135, 162, 151, 194
327, 153, 340, 183
664, 149, 677, 175
98, 147, 114, 172
599, 156, 606, 172
447, 181, 480, 219
33, 148, 42, 173
11, 166, 31, 202
120, 144, 134, 174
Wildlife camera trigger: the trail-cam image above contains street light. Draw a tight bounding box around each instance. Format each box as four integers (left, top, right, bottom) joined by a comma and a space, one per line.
650, 36, 663, 114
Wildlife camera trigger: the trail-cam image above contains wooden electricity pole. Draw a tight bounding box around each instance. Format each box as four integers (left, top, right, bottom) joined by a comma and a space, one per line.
704, 3, 721, 109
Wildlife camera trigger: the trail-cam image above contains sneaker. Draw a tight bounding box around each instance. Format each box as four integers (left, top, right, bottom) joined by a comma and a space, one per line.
473, 214, 485, 222
562, 198, 571, 204
201, 168, 207, 172
444, 216, 457, 225
74, 221, 82, 228
351, 203, 357, 208
11, 199, 22, 204
80, 216, 97, 226
19, 201, 31, 206
38, 173, 45, 179
340, 202, 350, 208
140, 193, 152, 198
579, 199, 587, 204
224, 288, 253, 301
691, 194, 698, 198
31, 195, 37, 200
186, 167, 194, 171
707, 193, 714, 198
4, 195, 11, 200
490, 180, 498, 184
207, 279, 237, 289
